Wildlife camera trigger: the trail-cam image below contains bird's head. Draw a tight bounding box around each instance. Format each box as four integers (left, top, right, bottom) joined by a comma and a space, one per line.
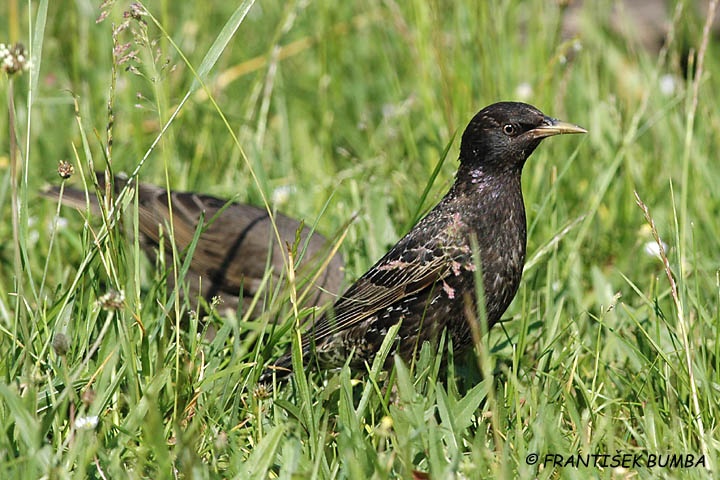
459, 102, 586, 173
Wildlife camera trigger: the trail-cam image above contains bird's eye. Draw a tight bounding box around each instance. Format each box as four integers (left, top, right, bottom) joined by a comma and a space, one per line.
502, 124, 516, 136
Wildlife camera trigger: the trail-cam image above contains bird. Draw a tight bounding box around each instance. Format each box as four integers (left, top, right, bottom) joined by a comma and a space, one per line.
264, 101, 585, 381
43, 173, 345, 318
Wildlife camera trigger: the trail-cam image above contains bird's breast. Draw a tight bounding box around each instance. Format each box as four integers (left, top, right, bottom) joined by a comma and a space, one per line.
463, 182, 527, 323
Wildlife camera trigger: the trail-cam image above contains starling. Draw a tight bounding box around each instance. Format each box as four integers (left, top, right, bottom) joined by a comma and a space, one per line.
44, 173, 344, 317
265, 102, 585, 379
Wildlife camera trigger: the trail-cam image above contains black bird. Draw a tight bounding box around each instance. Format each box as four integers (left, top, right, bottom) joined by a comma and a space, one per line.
265, 102, 585, 379
44, 173, 344, 317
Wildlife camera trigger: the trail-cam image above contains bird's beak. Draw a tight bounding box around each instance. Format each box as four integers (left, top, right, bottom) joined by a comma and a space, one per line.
528, 116, 587, 139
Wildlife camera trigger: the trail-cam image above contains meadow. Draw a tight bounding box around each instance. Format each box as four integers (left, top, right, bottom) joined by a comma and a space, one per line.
1, 0, 719, 478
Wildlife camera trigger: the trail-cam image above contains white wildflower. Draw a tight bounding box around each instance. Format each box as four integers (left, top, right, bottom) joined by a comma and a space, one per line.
74, 415, 99, 430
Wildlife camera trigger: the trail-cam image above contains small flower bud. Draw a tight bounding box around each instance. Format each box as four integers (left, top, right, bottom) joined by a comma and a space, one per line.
57, 160, 74, 179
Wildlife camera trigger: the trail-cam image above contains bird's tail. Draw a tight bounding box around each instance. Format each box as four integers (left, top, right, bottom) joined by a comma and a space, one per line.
40, 171, 133, 213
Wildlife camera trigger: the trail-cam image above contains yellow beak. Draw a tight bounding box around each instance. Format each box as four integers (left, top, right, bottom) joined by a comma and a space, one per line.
529, 116, 587, 139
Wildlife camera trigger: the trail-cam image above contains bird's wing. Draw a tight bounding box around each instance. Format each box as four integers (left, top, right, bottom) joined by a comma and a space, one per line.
304, 223, 461, 346
136, 188, 282, 290
136, 187, 341, 298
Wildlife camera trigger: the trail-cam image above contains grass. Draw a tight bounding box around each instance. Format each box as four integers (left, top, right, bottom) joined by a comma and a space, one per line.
1, 0, 720, 478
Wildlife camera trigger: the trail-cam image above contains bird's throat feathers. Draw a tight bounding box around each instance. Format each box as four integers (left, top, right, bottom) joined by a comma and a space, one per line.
454, 164, 523, 202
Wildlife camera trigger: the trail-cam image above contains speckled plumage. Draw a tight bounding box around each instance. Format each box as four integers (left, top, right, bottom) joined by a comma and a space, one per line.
266, 102, 585, 379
